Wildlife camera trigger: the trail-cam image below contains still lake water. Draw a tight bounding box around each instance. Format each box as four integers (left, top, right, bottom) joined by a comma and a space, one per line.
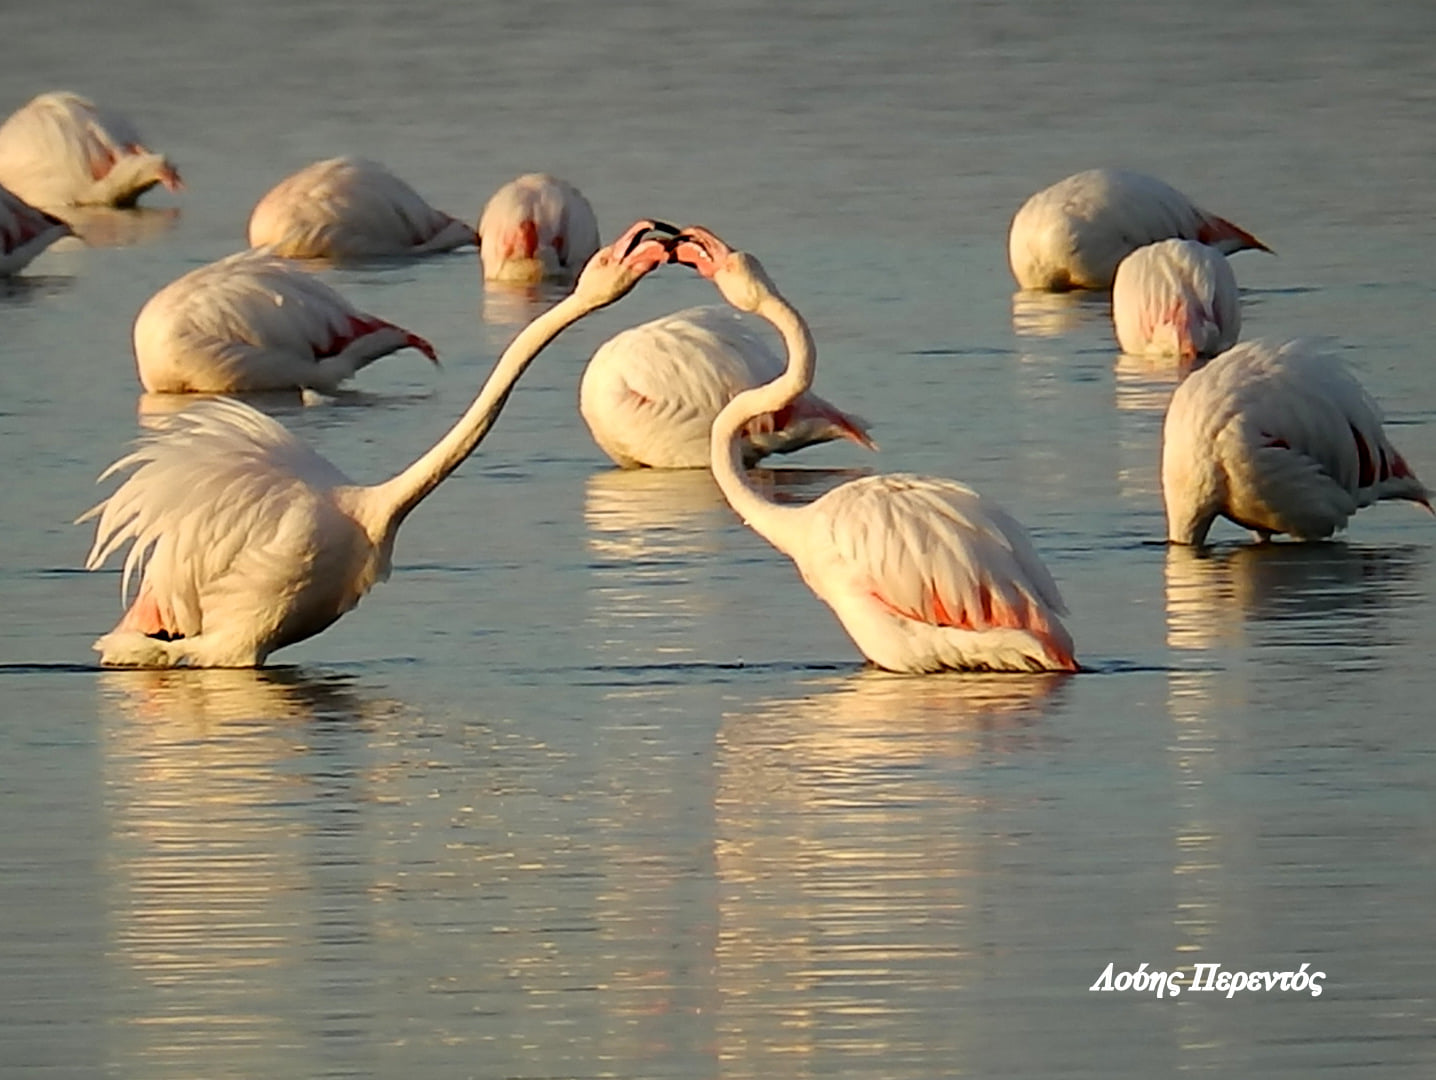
3, 2, 1434, 1076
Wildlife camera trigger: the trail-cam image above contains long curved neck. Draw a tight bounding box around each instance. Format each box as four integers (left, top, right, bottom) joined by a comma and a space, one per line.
365, 291, 598, 533
709, 284, 814, 550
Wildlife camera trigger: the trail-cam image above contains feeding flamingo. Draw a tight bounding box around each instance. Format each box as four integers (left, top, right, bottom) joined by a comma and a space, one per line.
1162, 338, 1430, 544
1112, 238, 1241, 362
81, 220, 675, 667
247, 156, 475, 260
670, 226, 1076, 673
477, 173, 599, 284
1009, 169, 1269, 291
0, 91, 181, 208
133, 250, 438, 393
579, 305, 873, 469
0, 183, 71, 274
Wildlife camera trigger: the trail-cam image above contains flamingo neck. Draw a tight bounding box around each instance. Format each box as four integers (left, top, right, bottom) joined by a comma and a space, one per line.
709, 285, 814, 549
363, 291, 597, 535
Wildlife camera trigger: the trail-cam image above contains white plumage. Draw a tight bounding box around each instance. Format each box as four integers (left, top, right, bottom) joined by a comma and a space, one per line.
1162, 339, 1430, 544
247, 156, 475, 260
81, 221, 676, 667
579, 305, 873, 468
0, 183, 71, 274
477, 173, 599, 284
1009, 169, 1269, 291
1112, 239, 1241, 361
672, 226, 1076, 673
0, 91, 182, 208
133, 250, 438, 393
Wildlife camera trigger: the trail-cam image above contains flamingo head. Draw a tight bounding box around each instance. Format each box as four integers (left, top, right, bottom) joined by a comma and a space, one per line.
669, 225, 777, 313
571, 219, 679, 308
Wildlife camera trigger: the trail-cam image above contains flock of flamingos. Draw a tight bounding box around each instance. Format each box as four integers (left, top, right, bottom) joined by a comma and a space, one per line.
1, 91, 1429, 675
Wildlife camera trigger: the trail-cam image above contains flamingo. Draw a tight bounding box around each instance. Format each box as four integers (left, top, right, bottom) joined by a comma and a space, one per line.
247, 157, 475, 260
1162, 338, 1430, 544
670, 226, 1077, 673
1112, 239, 1241, 362
133, 250, 438, 393
579, 305, 874, 469
477, 173, 599, 284
0, 183, 71, 274
80, 220, 675, 668
0, 91, 181, 208
1008, 169, 1270, 291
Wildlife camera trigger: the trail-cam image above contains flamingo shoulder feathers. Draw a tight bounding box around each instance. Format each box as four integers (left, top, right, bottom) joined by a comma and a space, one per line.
247, 156, 474, 259
1163, 339, 1430, 543
133, 250, 437, 393
80, 400, 372, 667
0, 91, 181, 208
0, 183, 71, 274
1112, 239, 1240, 360
1009, 168, 1269, 291
796, 474, 1075, 672
579, 305, 872, 468
478, 173, 600, 283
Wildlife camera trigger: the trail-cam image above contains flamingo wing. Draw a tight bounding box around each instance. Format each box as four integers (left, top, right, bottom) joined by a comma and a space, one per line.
80, 399, 352, 636
807, 474, 1070, 643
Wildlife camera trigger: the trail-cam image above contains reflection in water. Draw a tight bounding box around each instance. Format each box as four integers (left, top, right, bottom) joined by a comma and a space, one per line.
1164, 542, 1424, 651
97, 668, 397, 1079
1010, 289, 1110, 338
1112, 351, 1181, 499
55, 206, 182, 248
713, 671, 1066, 1074
479, 280, 568, 331
1113, 350, 1184, 415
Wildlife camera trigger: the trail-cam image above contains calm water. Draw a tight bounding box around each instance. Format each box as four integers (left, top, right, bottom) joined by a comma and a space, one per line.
3, 3, 1434, 1077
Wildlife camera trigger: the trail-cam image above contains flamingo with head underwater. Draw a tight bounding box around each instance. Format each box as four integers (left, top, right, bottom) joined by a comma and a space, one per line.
81, 220, 675, 668
669, 225, 1077, 673
477, 173, 600, 284
1111, 238, 1241, 362
0, 91, 182, 208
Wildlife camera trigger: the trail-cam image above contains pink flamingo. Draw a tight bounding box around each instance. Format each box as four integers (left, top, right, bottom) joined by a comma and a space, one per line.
1163, 339, 1430, 544
133, 250, 438, 393
81, 221, 674, 667
477, 173, 599, 284
247, 156, 474, 260
580, 305, 873, 469
671, 226, 1076, 673
1009, 169, 1269, 291
0, 91, 181, 208
1112, 239, 1241, 361
0, 183, 71, 274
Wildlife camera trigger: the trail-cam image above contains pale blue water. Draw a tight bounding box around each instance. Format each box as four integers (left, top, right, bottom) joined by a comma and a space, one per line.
2, 2, 1434, 1077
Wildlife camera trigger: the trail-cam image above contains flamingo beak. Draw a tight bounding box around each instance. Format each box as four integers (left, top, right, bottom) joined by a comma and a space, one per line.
619, 219, 680, 259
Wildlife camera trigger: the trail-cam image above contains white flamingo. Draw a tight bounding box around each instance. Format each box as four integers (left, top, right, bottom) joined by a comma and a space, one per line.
1009, 169, 1269, 291
0, 91, 181, 208
80, 221, 675, 667
247, 156, 475, 260
579, 305, 874, 469
1112, 239, 1241, 361
671, 226, 1077, 673
0, 183, 71, 274
133, 250, 438, 393
1163, 338, 1430, 544
477, 173, 599, 284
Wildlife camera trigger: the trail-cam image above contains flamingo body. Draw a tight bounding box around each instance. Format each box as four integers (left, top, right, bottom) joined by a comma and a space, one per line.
0, 183, 71, 274
83, 221, 675, 667
1162, 339, 1430, 544
0, 92, 181, 208
1009, 169, 1268, 291
671, 226, 1076, 674
1112, 239, 1240, 361
478, 173, 599, 284
580, 305, 873, 468
247, 156, 474, 260
133, 251, 438, 393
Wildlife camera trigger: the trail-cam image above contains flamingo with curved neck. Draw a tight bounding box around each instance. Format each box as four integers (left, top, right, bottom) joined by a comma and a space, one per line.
83, 220, 676, 668
671, 225, 1077, 673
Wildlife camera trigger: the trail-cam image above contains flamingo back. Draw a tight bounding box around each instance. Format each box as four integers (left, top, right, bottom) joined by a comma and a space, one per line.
1112, 238, 1240, 360
478, 173, 599, 283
